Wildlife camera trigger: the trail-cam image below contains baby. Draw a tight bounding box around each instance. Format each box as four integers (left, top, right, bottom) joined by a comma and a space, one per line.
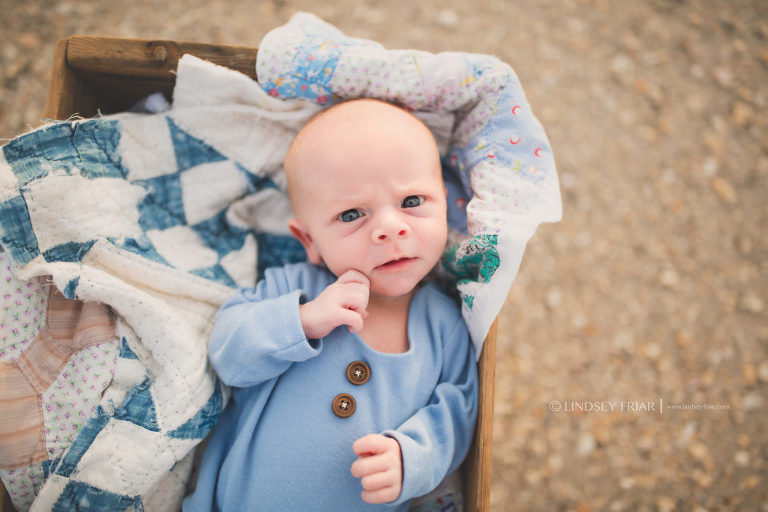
184, 99, 478, 511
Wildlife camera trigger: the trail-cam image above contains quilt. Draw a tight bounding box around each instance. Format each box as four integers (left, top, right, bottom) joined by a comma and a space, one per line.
0, 12, 560, 511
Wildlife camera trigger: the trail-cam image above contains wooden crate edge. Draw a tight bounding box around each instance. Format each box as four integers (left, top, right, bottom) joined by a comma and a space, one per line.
65, 36, 259, 80
465, 319, 497, 512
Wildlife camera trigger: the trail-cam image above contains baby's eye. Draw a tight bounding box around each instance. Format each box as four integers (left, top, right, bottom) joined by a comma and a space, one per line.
402, 195, 424, 208
338, 209, 362, 222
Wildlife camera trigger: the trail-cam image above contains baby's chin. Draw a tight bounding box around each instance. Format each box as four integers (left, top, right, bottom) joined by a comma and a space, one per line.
368, 275, 429, 300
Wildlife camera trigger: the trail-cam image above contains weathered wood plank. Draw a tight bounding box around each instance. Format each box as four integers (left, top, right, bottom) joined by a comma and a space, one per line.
66, 36, 258, 80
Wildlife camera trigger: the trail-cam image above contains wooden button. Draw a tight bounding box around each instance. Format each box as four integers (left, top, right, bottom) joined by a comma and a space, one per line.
332, 393, 356, 418
346, 361, 370, 385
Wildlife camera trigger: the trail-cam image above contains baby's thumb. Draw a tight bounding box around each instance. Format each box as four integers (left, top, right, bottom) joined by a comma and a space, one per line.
338, 269, 370, 288
338, 308, 365, 333
353, 434, 386, 456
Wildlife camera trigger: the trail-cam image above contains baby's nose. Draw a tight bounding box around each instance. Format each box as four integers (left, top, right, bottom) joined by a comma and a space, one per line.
372, 214, 411, 242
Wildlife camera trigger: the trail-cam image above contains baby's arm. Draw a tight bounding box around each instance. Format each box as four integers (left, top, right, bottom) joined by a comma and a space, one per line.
350, 434, 403, 504
377, 318, 478, 504
209, 267, 324, 387
209, 267, 368, 387
299, 269, 369, 339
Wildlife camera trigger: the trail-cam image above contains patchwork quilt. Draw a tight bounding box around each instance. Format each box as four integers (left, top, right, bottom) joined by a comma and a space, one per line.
0, 12, 560, 511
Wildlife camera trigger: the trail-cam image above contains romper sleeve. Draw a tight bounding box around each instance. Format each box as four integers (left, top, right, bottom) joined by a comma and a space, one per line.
208, 265, 323, 388
384, 313, 479, 505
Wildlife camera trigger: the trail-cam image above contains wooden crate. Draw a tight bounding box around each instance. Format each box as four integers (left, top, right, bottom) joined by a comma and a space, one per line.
0, 36, 497, 512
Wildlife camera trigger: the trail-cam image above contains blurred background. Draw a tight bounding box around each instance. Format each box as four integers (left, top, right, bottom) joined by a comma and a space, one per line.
1, 0, 766, 510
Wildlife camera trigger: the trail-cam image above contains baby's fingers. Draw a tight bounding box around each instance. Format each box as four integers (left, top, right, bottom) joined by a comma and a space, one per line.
337, 269, 370, 288
350, 452, 390, 479
360, 471, 395, 492
335, 307, 365, 333
361, 486, 400, 505
342, 284, 369, 316
353, 434, 390, 456
351, 435, 403, 504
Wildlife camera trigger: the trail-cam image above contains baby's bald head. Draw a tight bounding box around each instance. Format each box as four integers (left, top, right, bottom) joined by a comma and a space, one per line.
283, 99, 441, 221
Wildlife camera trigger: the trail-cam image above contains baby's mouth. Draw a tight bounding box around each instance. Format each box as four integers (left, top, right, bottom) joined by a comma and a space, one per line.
375, 257, 416, 272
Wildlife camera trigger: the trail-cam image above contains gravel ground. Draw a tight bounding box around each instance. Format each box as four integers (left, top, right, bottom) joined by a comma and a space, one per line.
2, 1, 766, 510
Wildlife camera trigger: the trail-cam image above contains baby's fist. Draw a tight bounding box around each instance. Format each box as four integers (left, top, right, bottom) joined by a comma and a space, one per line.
350, 434, 403, 504
299, 269, 369, 339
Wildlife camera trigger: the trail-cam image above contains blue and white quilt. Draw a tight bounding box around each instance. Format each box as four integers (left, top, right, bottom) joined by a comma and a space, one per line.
0, 12, 560, 511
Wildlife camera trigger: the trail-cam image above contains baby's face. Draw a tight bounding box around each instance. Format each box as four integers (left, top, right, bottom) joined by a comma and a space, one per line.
288, 101, 447, 300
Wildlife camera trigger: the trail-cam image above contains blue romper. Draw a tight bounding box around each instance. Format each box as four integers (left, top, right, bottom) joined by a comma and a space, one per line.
184, 263, 478, 511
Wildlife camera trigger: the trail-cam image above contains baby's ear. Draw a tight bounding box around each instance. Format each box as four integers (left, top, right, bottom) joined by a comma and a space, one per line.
288, 218, 323, 265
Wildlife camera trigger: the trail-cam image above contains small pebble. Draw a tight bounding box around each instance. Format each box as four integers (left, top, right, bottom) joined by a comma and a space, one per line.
739, 293, 764, 314
436, 9, 459, 28
692, 469, 713, 488
742, 393, 762, 412
677, 421, 697, 448
614, 331, 634, 351
676, 331, 693, 347
731, 101, 753, 126
637, 435, 655, 453
611, 54, 634, 76
642, 343, 661, 361
659, 269, 679, 288
560, 172, 576, 190
736, 434, 750, 448
713, 66, 733, 87
524, 469, 544, 486
741, 364, 757, 387
742, 475, 759, 490
619, 476, 635, 490
55, 2, 74, 15
701, 157, 719, 177
711, 177, 736, 203
545, 287, 562, 309
657, 496, 676, 512
733, 450, 749, 466
577, 433, 596, 456
688, 442, 711, 463
757, 362, 768, 383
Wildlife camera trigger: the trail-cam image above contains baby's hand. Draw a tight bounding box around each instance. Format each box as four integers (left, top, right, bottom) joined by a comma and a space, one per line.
350, 434, 403, 504
299, 269, 369, 339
